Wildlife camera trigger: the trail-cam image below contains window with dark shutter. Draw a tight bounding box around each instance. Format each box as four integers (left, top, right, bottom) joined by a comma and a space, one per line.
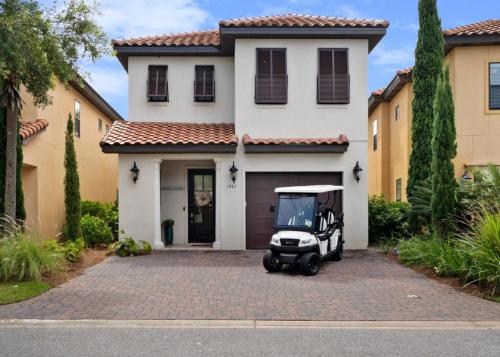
147, 65, 168, 102
490, 63, 500, 110
194, 65, 215, 102
317, 49, 349, 104
255, 48, 287, 104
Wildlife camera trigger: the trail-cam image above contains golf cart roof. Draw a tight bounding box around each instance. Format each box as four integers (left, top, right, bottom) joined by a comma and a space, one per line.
274, 185, 344, 194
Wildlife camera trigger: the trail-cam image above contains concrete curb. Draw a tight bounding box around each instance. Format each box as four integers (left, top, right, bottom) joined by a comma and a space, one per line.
1, 319, 499, 329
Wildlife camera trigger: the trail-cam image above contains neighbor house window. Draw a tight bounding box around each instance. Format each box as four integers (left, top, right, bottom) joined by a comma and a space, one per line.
255, 48, 287, 104
395, 104, 400, 121
98, 118, 103, 132
396, 178, 402, 202
194, 65, 215, 102
317, 49, 349, 104
490, 63, 500, 110
106, 124, 110, 132
373, 119, 378, 151
147, 65, 168, 102
74, 100, 81, 137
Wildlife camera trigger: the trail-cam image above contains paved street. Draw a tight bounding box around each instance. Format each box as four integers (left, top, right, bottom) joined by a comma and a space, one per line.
0, 323, 499, 357
0, 249, 499, 320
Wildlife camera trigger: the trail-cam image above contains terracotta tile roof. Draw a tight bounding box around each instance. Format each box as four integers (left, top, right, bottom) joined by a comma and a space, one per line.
220, 14, 389, 28
397, 67, 413, 75
20, 119, 49, 140
112, 29, 220, 47
101, 121, 238, 146
443, 19, 500, 36
371, 88, 386, 97
242, 134, 349, 145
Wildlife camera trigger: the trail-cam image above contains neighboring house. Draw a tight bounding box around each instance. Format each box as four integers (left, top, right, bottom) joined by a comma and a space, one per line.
20, 79, 123, 238
103, 14, 389, 250
368, 19, 500, 201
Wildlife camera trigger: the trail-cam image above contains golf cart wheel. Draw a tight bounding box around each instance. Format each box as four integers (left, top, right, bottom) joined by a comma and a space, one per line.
332, 241, 343, 261
263, 250, 282, 273
300, 252, 320, 276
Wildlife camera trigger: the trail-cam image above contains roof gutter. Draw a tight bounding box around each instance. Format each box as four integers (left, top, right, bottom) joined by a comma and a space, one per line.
70, 79, 124, 121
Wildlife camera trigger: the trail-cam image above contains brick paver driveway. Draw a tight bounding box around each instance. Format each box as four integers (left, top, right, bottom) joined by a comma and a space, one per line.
1, 249, 499, 320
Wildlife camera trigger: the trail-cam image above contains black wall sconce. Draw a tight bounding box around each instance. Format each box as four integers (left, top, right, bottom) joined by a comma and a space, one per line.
353, 161, 363, 183
229, 161, 238, 183
130, 161, 140, 184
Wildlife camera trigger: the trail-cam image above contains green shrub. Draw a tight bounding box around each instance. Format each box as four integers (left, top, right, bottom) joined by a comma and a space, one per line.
369, 195, 410, 244
109, 236, 152, 257
0, 234, 64, 282
398, 234, 467, 277
459, 212, 500, 295
80, 215, 113, 247
44, 238, 85, 263
81, 200, 118, 239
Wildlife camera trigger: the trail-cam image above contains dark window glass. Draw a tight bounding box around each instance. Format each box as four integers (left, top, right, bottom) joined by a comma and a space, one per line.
373, 119, 378, 151
276, 195, 315, 229
490, 63, 500, 110
74, 100, 81, 137
396, 178, 402, 202
395, 104, 400, 121
317, 49, 349, 104
255, 49, 287, 104
147, 65, 168, 102
98, 118, 102, 132
194, 65, 215, 102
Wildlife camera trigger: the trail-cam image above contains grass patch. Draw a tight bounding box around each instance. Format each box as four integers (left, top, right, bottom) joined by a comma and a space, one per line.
483, 294, 500, 303
0, 281, 50, 305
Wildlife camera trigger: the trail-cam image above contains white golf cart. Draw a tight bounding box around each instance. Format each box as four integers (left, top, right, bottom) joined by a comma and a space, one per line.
263, 185, 344, 276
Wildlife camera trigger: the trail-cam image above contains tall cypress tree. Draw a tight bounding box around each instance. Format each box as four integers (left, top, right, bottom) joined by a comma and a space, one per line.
431, 66, 456, 234
64, 114, 81, 240
407, 0, 444, 230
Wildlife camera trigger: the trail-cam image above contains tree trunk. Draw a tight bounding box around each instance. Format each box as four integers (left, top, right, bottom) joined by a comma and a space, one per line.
4, 101, 17, 219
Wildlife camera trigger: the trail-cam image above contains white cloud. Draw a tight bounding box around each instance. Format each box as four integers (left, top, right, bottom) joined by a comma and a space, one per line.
96, 0, 211, 39
337, 5, 362, 18
83, 63, 128, 100
371, 45, 414, 69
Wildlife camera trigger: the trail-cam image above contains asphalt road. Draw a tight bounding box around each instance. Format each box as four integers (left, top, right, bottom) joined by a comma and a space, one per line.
0, 325, 499, 357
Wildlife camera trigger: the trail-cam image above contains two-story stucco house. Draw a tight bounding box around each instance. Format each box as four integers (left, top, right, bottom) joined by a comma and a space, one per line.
20, 79, 123, 238
368, 19, 500, 202
102, 14, 389, 250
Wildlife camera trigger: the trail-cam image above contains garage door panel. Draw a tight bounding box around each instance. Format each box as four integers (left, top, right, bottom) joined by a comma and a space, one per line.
246, 172, 342, 249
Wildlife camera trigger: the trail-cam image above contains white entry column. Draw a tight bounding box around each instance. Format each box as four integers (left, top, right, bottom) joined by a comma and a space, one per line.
153, 158, 163, 249
213, 158, 222, 249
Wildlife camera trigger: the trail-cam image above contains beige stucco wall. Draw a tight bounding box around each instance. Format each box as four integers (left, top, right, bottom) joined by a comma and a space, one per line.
20, 80, 119, 238
368, 44, 500, 201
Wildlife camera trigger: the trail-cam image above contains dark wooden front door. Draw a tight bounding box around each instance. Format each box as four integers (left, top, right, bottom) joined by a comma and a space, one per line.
188, 169, 215, 243
246, 172, 343, 249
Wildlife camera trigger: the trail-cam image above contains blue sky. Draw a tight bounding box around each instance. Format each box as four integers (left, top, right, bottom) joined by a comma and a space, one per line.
69, 0, 500, 119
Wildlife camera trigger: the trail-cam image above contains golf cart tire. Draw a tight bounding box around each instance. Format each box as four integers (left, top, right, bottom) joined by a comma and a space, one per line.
263, 250, 283, 273
332, 242, 343, 261
300, 252, 320, 276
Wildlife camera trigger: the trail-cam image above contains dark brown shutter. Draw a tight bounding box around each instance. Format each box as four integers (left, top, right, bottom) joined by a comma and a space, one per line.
317, 49, 349, 104
256, 49, 287, 104
318, 50, 334, 102
334, 50, 349, 103
148, 65, 168, 102
194, 65, 215, 102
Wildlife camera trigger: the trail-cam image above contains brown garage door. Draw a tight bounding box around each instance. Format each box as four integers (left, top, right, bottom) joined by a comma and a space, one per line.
246, 172, 343, 249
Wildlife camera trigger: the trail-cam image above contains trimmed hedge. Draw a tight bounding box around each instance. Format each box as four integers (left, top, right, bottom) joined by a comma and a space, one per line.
80, 215, 113, 247
369, 195, 410, 244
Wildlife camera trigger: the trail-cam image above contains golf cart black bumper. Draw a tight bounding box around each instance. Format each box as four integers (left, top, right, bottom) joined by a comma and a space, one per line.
270, 245, 318, 264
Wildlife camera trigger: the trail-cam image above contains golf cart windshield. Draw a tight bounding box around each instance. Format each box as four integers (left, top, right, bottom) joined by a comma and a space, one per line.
275, 194, 316, 230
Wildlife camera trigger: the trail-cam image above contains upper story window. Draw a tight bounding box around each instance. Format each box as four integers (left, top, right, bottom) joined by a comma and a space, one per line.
106, 124, 110, 132
255, 48, 287, 104
396, 178, 402, 202
490, 63, 500, 110
194, 65, 215, 102
74, 100, 81, 137
317, 49, 349, 104
147, 65, 168, 102
395, 104, 400, 121
373, 119, 378, 151
98, 118, 103, 132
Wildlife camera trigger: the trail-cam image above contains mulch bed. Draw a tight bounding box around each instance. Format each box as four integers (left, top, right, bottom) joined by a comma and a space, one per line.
380, 251, 486, 298
43, 248, 108, 287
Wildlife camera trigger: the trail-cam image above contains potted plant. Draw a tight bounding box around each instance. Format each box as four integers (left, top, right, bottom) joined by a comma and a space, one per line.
162, 219, 175, 246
